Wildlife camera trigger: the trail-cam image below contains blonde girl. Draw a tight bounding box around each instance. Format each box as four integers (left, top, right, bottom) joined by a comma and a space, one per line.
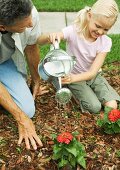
38, 0, 120, 113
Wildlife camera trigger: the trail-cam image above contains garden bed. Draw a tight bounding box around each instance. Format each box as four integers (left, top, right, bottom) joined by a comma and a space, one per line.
0, 62, 120, 170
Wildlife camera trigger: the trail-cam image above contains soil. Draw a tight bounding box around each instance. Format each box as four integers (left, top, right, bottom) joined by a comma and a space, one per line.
0, 62, 120, 170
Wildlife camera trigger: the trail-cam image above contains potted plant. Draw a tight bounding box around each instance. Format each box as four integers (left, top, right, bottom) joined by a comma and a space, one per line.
52, 132, 86, 169
97, 106, 120, 134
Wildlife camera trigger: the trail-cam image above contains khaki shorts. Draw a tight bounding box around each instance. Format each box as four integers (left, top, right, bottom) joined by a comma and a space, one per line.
68, 73, 120, 114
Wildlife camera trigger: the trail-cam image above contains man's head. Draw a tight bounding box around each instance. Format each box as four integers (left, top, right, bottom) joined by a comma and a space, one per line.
0, 0, 33, 33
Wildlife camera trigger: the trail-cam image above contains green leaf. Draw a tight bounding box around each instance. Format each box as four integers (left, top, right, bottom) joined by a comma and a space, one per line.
76, 142, 86, 157
58, 157, 68, 168
53, 145, 63, 160
77, 156, 86, 169
53, 144, 62, 154
104, 128, 114, 134
113, 123, 120, 133
97, 119, 104, 127
104, 106, 112, 114
51, 133, 57, 140
16, 146, 22, 154
72, 131, 79, 136
104, 122, 112, 129
68, 154, 76, 167
66, 145, 77, 157
53, 151, 62, 160
117, 119, 120, 127
116, 150, 120, 157
104, 106, 112, 123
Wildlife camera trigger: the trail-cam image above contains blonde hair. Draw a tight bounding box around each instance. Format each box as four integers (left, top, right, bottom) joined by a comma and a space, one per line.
74, 0, 119, 35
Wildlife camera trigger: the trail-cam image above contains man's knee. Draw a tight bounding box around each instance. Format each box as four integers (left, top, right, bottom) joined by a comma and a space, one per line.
22, 104, 35, 118
81, 100, 101, 114
16, 99, 35, 118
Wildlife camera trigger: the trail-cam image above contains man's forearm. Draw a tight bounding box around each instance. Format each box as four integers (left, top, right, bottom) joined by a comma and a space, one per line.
0, 82, 28, 123
37, 34, 50, 45
25, 44, 40, 83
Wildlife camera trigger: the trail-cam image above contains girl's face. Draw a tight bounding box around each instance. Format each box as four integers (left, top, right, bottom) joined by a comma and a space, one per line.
87, 13, 114, 40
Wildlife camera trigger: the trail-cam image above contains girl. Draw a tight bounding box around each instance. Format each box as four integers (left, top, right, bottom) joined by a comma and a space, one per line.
38, 0, 120, 113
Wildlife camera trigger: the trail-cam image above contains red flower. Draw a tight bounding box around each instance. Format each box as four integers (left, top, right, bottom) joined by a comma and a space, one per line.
108, 109, 120, 122
57, 132, 73, 144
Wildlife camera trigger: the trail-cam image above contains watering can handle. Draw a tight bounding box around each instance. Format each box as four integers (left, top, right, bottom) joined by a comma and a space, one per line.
54, 40, 59, 49
50, 39, 59, 50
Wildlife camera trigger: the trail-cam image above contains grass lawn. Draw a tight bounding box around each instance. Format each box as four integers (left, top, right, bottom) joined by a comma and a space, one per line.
40, 34, 120, 64
108, 34, 120, 63
32, 0, 120, 12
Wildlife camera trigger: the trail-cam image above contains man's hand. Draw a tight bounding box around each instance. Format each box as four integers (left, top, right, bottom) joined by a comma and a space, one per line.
31, 80, 49, 99
18, 116, 43, 150
0, 82, 43, 150
25, 44, 49, 99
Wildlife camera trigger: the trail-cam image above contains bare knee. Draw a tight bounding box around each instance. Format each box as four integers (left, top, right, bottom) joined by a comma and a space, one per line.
104, 100, 118, 109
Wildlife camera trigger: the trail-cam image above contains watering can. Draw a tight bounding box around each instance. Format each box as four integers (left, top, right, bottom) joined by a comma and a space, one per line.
38, 41, 76, 104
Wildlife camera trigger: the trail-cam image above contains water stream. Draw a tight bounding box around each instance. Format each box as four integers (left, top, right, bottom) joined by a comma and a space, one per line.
58, 77, 62, 89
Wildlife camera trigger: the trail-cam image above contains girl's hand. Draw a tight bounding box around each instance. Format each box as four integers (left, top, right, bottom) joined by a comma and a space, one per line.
49, 33, 60, 44
48, 32, 64, 45
61, 74, 76, 84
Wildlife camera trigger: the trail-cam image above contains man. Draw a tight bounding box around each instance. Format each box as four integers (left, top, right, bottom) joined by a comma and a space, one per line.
0, 0, 48, 150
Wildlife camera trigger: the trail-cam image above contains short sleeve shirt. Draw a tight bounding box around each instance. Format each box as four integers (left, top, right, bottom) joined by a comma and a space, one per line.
62, 25, 112, 74
0, 32, 15, 64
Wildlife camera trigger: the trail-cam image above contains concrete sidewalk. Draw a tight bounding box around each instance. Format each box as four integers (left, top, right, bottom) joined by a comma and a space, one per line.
39, 12, 120, 34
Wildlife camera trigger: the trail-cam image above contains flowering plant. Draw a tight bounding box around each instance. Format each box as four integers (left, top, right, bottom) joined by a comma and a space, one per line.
97, 106, 120, 134
52, 132, 86, 169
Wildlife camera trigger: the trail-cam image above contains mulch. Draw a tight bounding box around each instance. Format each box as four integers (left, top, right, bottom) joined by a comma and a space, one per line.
0, 62, 120, 170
